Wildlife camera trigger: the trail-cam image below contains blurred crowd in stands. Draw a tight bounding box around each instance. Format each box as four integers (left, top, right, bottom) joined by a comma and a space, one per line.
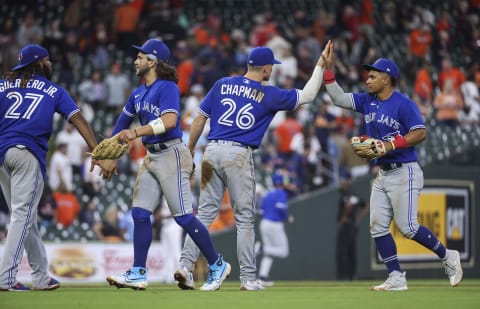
0, 0, 479, 241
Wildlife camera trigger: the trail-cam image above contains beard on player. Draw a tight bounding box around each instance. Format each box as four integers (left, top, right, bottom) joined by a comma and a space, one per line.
136, 59, 178, 84
136, 62, 150, 78
262, 64, 273, 82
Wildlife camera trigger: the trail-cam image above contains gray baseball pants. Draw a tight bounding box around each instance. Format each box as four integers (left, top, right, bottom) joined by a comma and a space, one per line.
179, 142, 257, 282
0, 147, 50, 289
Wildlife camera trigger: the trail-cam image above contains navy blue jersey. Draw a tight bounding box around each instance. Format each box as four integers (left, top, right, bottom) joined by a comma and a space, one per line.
122, 79, 182, 143
198, 76, 299, 148
352, 91, 425, 164
0, 75, 79, 179
261, 188, 289, 222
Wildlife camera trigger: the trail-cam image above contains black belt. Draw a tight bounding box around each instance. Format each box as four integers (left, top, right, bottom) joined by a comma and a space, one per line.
145, 138, 182, 153
145, 143, 169, 152
210, 139, 251, 149
380, 162, 403, 171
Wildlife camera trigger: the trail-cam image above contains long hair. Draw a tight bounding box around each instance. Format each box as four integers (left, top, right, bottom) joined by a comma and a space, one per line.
155, 61, 178, 83
2, 61, 49, 87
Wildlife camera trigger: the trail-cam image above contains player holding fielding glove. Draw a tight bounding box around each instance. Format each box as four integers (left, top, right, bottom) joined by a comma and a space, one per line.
0, 44, 102, 291
103, 39, 230, 291
322, 44, 463, 291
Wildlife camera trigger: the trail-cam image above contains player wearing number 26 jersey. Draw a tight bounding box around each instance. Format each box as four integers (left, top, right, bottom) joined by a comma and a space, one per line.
201, 76, 298, 148
177, 41, 333, 290
0, 44, 100, 291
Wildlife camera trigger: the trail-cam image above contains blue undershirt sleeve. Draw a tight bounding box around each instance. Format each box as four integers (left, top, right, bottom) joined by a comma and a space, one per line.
111, 112, 134, 136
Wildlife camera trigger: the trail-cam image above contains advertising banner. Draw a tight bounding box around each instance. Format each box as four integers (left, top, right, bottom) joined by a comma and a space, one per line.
0, 242, 179, 284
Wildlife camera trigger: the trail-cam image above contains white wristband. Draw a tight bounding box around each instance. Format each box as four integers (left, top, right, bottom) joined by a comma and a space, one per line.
149, 118, 166, 135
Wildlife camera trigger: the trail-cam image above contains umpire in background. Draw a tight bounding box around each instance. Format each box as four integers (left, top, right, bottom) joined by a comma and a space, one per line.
0, 44, 101, 291
336, 176, 368, 280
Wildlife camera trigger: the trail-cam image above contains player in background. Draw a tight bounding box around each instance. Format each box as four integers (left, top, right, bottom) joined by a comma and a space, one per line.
257, 171, 294, 286
103, 39, 230, 291
321, 44, 463, 290
0, 44, 101, 291
175, 41, 333, 291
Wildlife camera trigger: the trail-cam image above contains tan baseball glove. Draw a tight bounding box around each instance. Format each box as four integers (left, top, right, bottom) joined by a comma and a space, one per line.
88, 133, 129, 160
351, 135, 387, 159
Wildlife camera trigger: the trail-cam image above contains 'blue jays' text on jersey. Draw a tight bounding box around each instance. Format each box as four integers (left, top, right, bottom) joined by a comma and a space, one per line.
261, 188, 289, 222
120, 79, 182, 143
352, 91, 425, 164
0, 75, 80, 179
198, 76, 300, 148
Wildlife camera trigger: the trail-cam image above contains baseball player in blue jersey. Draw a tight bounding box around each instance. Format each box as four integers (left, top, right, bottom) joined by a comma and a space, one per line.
175, 41, 333, 290
0, 44, 101, 291
322, 45, 463, 290
257, 171, 293, 286
104, 39, 230, 291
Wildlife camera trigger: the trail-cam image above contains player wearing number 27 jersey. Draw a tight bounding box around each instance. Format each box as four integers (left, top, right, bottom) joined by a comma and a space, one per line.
177, 41, 333, 290
0, 44, 100, 291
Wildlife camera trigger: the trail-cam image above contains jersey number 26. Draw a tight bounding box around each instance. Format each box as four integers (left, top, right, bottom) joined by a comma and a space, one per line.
218, 98, 255, 130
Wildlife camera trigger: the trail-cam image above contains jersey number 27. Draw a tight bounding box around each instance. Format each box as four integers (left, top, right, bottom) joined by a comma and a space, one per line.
4, 91, 44, 119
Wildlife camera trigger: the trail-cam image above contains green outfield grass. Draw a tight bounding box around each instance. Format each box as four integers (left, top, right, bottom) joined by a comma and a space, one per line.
1, 280, 479, 309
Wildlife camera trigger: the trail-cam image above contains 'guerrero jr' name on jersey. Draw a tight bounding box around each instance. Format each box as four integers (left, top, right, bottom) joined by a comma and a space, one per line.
0, 78, 58, 98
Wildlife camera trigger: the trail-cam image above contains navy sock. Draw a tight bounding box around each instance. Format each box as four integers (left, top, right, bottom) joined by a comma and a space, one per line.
132, 207, 152, 268
375, 234, 402, 273
412, 225, 447, 259
175, 214, 218, 264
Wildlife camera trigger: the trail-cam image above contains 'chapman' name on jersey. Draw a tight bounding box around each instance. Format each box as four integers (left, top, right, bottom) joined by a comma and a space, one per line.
220, 83, 265, 103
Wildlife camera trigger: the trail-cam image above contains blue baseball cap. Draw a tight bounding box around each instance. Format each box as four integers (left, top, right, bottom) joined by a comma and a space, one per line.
132, 39, 170, 62
363, 58, 399, 79
272, 172, 289, 186
247, 47, 281, 66
12, 44, 49, 71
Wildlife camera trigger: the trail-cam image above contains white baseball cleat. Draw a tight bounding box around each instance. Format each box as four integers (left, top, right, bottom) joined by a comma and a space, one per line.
371, 270, 408, 291
258, 278, 274, 287
174, 266, 196, 290
106, 267, 148, 290
240, 280, 265, 291
443, 249, 463, 287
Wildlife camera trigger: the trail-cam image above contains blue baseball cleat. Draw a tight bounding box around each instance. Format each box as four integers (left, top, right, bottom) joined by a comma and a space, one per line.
33, 277, 60, 290
200, 254, 231, 291
0, 282, 30, 291
106, 267, 148, 290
